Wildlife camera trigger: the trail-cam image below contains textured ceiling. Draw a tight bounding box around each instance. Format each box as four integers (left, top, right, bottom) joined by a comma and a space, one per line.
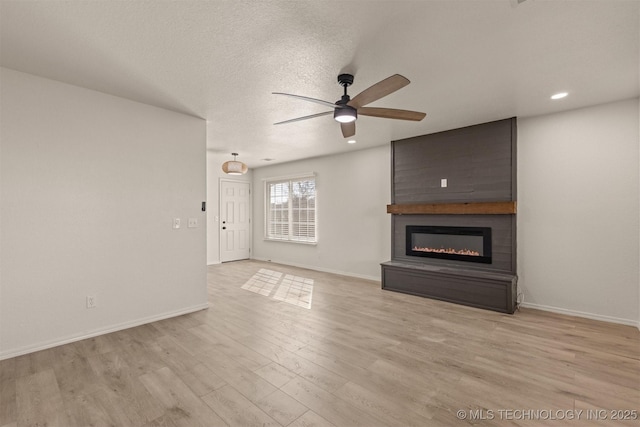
1, 0, 638, 168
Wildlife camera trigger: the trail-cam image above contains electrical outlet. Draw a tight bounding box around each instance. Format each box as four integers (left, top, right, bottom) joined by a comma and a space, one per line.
86, 295, 97, 309
188, 218, 198, 228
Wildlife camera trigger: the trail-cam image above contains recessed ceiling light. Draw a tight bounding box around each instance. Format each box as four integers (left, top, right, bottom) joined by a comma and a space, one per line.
261, 158, 274, 161
551, 92, 568, 100
347, 140, 356, 144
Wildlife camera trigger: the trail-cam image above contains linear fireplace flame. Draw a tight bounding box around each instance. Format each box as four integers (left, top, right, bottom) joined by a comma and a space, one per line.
412, 246, 480, 256
406, 225, 492, 264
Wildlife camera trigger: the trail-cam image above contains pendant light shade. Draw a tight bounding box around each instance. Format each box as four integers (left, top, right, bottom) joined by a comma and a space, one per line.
222, 153, 248, 175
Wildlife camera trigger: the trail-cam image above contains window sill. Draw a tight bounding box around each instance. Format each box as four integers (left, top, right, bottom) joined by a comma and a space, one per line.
264, 238, 317, 246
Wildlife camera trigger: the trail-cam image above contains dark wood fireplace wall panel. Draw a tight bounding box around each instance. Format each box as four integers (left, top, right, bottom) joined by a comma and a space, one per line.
393, 214, 515, 274
392, 118, 516, 204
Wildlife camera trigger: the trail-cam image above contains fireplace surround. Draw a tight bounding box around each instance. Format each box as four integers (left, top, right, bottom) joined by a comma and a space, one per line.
382, 118, 518, 314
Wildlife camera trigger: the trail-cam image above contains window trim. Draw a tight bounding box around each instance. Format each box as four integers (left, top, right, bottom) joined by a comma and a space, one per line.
263, 172, 317, 244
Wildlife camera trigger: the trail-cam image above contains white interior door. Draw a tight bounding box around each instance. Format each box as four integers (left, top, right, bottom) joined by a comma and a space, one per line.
220, 180, 251, 262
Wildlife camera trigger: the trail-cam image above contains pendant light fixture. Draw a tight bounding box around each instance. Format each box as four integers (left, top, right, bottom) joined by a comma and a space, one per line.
222, 153, 248, 175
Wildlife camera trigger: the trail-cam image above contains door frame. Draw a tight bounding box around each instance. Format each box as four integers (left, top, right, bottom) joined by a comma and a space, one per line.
218, 178, 252, 262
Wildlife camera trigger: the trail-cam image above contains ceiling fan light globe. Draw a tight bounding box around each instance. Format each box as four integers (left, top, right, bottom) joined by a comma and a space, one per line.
334, 107, 357, 123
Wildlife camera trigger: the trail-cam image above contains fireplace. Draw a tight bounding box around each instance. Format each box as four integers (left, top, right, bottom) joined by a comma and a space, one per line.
383, 118, 516, 313
406, 225, 492, 264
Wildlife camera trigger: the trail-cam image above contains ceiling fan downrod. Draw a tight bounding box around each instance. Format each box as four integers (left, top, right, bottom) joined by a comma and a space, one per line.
337, 73, 354, 100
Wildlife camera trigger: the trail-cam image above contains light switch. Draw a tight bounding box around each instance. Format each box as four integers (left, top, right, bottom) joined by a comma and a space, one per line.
441, 178, 448, 188
173, 218, 181, 229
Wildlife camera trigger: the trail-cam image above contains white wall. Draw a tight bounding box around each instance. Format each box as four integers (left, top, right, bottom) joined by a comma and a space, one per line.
251, 145, 391, 281
0, 68, 208, 359
206, 151, 252, 265
518, 98, 640, 325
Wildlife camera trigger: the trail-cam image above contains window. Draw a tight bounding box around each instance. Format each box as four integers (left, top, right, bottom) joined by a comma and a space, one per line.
265, 175, 316, 243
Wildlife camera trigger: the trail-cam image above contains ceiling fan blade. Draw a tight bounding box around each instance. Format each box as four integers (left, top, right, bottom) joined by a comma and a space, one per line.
272, 92, 337, 109
358, 107, 426, 121
274, 110, 333, 125
341, 122, 355, 138
348, 74, 410, 108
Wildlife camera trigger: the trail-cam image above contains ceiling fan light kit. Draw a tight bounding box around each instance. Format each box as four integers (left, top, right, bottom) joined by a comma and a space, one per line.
334, 106, 357, 123
222, 153, 248, 175
273, 73, 426, 138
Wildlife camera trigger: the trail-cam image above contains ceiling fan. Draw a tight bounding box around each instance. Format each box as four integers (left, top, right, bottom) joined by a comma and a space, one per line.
273, 74, 426, 138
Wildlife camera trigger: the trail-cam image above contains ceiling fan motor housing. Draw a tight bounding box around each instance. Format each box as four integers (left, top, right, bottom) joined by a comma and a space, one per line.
337, 73, 354, 87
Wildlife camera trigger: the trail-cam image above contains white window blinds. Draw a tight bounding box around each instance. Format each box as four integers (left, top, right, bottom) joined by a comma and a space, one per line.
265, 176, 316, 243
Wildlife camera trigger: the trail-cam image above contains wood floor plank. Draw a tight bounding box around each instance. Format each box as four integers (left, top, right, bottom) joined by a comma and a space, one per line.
189, 323, 272, 370
334, 380, 433, 426
15, 369, 70, 427
62, 390, 117, 427
73, 333, 117, 358
0, 359, 16, 426
275, 349, 350, 393
253, 362, 298, 388
111, 336, 167, 376
139, 366, 227, 427
0, 377, 16, 427
53, 352, 101, 398
281, 376, 385, 427
288, 410, 336, 427
234, 332, 350, 393
293, 343, 375, 387
142, 413, 179, 427
201, 384, 280, 427
194, 346, 278, 402
151, 320, 214, 357
255, 389, 309, 426
12, 347, 57, 378
87, 351, 165, 425
151, 335, 226, 396
340, 359, 440, 420
214, 306, 308, 352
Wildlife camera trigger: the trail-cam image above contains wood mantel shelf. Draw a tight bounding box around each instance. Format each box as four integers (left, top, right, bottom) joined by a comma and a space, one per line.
387, 201, 517, 215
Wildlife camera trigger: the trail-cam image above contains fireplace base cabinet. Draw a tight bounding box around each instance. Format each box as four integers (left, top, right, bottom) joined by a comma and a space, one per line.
381, 261, 517, 314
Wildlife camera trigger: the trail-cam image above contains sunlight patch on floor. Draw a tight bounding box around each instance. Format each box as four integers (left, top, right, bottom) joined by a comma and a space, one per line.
272, 274, 314, 309
241, 268, 282, 295
241, 268, 314, 309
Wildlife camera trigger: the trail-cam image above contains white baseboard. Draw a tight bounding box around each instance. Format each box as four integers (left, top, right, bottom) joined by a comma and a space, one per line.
250, 257, 381, 283
520, 302, 639, 328
0, 303, 210, 361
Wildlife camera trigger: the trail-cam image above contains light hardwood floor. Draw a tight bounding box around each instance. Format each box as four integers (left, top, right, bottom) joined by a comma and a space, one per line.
1, 260, 638, 426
